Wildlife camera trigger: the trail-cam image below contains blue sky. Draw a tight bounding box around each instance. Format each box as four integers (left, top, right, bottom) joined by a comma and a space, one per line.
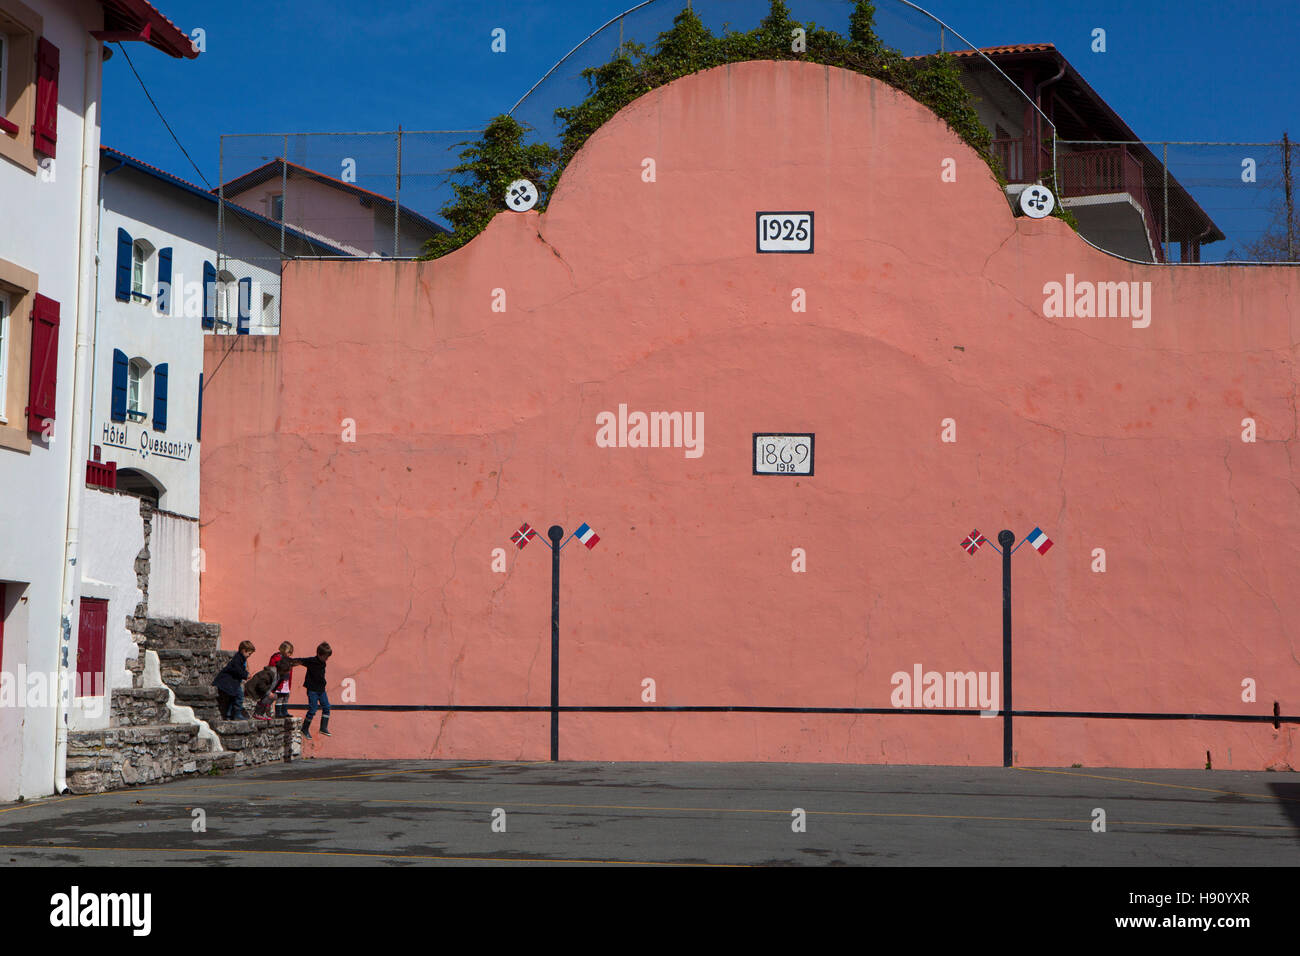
102, 0, 1298, 257
108, 0, 1298, 180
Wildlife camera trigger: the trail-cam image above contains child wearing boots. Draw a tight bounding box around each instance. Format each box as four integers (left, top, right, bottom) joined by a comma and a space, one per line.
244, 662, 280, 720
267, 641, 295, 718
212, 640, 256, 720
292, 642, 333, 739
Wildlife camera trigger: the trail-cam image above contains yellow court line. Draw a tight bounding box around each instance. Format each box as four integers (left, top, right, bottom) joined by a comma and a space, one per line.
163, 761, 546, 790
368, 799, 1291, 831
0, 795, 86, 816
93, 789, 1292, 832
0, 762, 548, 815
0, 843, 742, 867
1014, 766, 1300, 803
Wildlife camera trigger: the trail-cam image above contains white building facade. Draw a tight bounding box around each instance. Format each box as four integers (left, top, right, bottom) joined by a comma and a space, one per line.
0, 0, 194, 802
91, 147, 342, 517
68, 147, 352, 739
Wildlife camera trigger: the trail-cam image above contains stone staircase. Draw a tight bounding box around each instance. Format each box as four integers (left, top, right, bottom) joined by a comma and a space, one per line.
66, 619, 300, 794
143, 619, 301, 764
143, 619, 235, 724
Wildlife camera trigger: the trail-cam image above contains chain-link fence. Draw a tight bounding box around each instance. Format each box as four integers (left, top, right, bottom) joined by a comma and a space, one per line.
212, 1, 1295, 335
1054, 139, 1297, 264
213, 0, 1049, 334
213, 130, 478, 334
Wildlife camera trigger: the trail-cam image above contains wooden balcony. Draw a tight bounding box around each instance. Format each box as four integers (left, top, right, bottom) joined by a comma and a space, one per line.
1058, 145, 1164, 262
1058, 145, 1145, 198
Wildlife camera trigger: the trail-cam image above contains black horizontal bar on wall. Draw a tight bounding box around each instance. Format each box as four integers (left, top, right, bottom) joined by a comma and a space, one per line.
285, 704, 1298, 723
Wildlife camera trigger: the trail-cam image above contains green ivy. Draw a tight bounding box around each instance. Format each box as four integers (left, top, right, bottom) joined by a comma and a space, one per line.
423, 1, 1063, 259
422, 115, 560, 259
1035, 168, 1080, 229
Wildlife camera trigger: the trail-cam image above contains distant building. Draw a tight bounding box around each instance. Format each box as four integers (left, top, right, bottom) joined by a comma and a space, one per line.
952, 43, 1223, 262
90, 145, 349, 517
218, 158, 448, 258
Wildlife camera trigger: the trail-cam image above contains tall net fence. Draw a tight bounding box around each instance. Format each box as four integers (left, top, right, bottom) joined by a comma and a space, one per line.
213, 1, 1294, 334
506, 0, 1044, 147
1054, 140, 1298, 264
214, 130, 478, 334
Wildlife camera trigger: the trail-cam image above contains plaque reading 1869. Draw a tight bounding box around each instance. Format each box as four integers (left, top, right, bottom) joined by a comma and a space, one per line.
753, 433, 815, 475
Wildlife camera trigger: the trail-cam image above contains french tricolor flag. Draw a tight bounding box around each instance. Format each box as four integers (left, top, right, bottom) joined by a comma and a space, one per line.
575, 523, 600, 549
1026, 527, 1053, 554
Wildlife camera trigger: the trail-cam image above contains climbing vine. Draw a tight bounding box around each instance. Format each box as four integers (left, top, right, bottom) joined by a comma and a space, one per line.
423, 1, 1063, 258
422, 114, 560, 259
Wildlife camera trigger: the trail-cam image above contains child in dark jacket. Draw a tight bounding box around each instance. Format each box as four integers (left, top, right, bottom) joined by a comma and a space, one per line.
244, 662, 284, 720
292, 642, 333, 738
213, 640, 256, 720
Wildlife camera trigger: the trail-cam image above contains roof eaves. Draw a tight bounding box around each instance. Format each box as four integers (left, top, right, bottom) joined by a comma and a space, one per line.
96, 0, 199, 59
101, 146, 354, 257
950, 45, 1222, 240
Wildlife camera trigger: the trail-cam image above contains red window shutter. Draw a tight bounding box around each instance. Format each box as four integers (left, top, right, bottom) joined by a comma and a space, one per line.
27, 293, 60, 434
34, 38, 59, 157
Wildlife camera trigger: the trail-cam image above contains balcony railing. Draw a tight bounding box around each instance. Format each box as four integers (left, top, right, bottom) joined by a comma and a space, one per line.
992, 137, 1024, 182
1058, 145, 1164, 262
86, 459, 117, 490
1058, 146, 1145, 197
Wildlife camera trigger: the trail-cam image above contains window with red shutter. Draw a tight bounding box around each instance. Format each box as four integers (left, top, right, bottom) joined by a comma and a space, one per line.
33, 37, 57, 157
26, 292, 58, 434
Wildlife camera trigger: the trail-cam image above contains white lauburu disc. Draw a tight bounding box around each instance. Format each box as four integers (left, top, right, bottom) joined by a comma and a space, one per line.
505, 179, 538, 212
1019, 184, 1056, 219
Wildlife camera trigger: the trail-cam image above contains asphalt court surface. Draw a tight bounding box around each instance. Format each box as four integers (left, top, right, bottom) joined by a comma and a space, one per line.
0, 760, 1296, 866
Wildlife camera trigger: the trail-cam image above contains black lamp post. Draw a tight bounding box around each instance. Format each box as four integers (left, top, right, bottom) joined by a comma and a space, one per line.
998, 529, 1014, 768
548, 524, 563, 761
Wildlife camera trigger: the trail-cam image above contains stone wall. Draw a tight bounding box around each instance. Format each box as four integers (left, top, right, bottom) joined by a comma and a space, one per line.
65, 503, 299, 795
141, 618, 301, 765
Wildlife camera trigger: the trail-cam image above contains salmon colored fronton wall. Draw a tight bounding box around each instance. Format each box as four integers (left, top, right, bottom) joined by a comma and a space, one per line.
201, 62, 1299, 769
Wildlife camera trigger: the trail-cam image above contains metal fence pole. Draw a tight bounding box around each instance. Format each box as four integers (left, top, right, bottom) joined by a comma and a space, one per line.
394, 127, 403, 257
1052, 130, 1057, 197
217, 136, 224, 272
1284, 132, 1295, 262
280, 134, 288, 257
1162, 142, 1169, 261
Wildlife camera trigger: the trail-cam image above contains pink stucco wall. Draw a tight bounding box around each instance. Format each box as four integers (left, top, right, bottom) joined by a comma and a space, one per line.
201, 61, 1299, 769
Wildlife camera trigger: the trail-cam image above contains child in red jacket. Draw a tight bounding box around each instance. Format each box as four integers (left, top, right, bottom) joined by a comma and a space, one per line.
268, 641, 294, 719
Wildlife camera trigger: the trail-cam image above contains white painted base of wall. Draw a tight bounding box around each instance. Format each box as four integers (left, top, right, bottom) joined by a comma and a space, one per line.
140, 649, 221, 753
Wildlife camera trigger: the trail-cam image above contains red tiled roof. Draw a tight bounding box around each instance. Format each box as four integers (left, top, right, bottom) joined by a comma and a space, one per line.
947, 43, 1058, 57
102, 144, 207, 193
932, 41, 1224, 244
97, 0, 198, 59
101, 145, 354, 256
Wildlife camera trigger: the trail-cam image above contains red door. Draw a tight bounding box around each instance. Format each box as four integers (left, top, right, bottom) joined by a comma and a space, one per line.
77, 598, 108, 698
